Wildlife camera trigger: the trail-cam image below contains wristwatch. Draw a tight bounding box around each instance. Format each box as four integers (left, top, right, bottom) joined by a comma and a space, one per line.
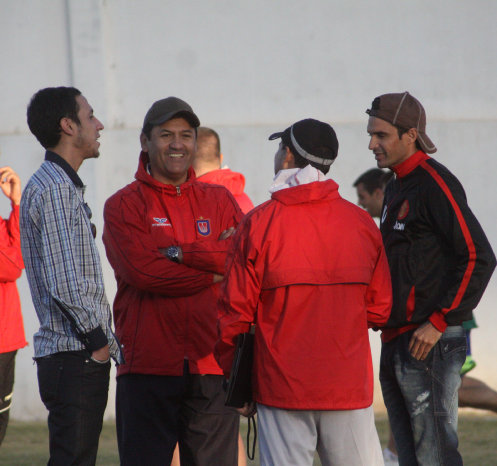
166, 246, 180, 263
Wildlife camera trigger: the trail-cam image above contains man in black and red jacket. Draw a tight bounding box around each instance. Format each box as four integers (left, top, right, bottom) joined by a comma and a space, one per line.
366, 91, 496, 466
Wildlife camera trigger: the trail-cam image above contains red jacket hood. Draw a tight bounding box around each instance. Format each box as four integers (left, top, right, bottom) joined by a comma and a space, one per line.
135, 151, 197, 192
197, 168, 246, 196
271, 179, 340, 206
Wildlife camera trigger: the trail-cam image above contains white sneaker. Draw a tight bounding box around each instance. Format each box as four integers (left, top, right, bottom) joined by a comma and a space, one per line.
383, 447, 399, 466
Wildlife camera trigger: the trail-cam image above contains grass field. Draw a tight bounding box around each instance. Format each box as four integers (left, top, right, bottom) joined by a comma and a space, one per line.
1, 412, 496, 465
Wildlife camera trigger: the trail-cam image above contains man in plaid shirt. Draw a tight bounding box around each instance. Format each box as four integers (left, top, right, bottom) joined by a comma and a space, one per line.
21, 86, 121, 466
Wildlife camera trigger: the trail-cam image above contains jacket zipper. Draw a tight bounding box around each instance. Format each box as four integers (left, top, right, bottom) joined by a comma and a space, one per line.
176, 186, 181, 196
383, 175, 401, 226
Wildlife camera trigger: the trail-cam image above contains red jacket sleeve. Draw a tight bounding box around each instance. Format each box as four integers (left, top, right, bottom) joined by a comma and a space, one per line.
366, 241, 392, 328
181, 237, 237, 275
215, 214, 261, 377
420, 164, 496, 331
0, 205, 23, 282
181, 197, 243, 274
103, 193, 214, 297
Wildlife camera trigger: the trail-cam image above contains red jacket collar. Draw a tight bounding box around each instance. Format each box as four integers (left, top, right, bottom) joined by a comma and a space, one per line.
271, 179, 340, 206
197, 168, 246, 195
392, 150, 430, 178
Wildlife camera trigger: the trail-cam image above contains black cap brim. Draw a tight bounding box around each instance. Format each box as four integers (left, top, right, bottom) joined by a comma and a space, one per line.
268, 131, 284, 141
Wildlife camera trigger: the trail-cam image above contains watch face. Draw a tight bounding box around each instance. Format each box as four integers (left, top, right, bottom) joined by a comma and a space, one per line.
168, 246, 180, 262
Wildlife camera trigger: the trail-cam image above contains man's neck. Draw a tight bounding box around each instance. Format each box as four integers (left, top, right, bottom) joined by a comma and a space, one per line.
194, 163, 221, 178
148, 166, 189, 187
45, 151, 85, 188
48, 143, 84, 172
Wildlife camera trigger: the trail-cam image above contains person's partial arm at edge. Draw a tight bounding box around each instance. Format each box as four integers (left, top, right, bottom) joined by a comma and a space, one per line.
0, 166, 23, 281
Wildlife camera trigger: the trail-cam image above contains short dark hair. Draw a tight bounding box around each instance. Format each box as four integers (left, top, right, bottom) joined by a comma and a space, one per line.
286, 145, 331, 175
141, 122, 154, 140
353, 168, 391, 194
27, 87, 82, 149
197, 127, 221, 161
396, 126, 422, 152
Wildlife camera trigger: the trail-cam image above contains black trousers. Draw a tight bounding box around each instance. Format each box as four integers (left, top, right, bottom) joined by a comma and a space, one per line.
0, 350, 17, 446
116, 362, 240, 466
36, 350, 110, 466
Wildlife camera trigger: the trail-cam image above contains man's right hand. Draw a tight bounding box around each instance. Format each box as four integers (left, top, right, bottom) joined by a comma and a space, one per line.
408, 321, 442, 360
91, 345, 110, 363
213, 274, 223, 283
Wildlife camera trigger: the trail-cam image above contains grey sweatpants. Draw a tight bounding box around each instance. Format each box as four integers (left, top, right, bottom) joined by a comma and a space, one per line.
257, 403, 384, 466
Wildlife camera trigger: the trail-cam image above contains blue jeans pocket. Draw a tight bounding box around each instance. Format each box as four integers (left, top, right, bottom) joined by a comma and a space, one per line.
439, 326, 466, 361
432, 328, 466, 416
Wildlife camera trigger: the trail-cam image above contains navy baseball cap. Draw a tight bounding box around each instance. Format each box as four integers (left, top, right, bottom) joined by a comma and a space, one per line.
269, 118, 339, 166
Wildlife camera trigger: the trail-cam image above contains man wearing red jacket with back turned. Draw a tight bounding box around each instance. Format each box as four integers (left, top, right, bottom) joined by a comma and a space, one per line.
215, 119, 392, 466
103, 97, 243, 466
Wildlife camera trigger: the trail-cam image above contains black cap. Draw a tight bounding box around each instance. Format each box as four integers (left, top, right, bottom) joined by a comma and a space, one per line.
269, 118, 339, 167
142, 97, 200, 131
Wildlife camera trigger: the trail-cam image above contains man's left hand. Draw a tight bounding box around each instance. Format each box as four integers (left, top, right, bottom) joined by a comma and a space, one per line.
408, 321, 442, 360
218, 227, 235, 240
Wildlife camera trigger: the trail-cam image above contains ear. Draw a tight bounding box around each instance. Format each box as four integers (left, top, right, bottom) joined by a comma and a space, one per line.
404, 128, 418, 147
373, 187, 384, 200
283, 147, 296, 169
220, 153, 224, 165
140, 132, 149, 152
59, 117, 76, 136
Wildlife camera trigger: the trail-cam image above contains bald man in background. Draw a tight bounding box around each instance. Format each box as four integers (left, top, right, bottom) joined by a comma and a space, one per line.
186, 125, 250, 466
193, 127, 254, 214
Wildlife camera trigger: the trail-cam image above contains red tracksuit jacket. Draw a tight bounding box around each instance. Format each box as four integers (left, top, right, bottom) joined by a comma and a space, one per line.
216, 179, 392, 410
103, 153, 242, 376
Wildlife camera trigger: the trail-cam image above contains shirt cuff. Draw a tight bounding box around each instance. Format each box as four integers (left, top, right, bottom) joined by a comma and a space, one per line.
429, 311, 448, 333
80, 326, 108, 352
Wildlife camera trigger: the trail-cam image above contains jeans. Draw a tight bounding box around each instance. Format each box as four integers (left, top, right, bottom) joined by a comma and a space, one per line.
380, 326, 466, 466
36, 350, 110, 466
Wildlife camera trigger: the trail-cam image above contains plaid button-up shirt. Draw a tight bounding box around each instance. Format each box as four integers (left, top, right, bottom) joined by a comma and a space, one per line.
20, 151, 122, 362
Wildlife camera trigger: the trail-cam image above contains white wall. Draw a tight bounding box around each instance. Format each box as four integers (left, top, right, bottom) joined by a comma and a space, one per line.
1, 0, 496, 419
